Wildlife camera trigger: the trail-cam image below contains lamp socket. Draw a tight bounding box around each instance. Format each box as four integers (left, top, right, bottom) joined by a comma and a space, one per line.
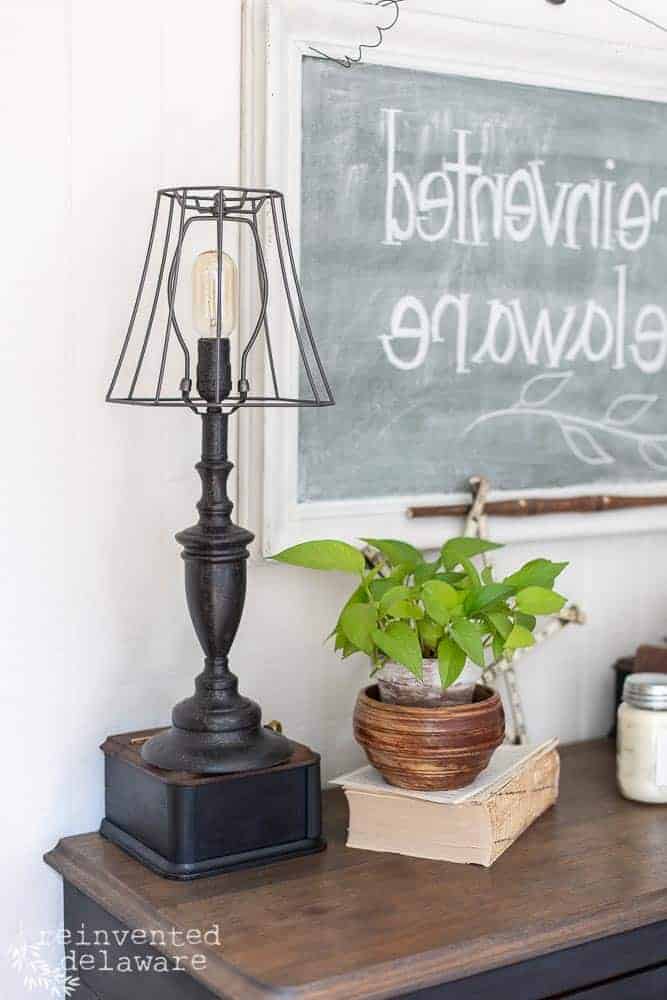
197, 337, 232, 403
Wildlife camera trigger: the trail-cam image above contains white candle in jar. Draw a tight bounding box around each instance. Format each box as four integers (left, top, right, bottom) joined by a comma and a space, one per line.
617, 673, 667, 804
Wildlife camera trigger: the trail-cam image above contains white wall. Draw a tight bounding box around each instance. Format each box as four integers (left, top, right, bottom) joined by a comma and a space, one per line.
1, 0, 245, 991
1, 0, 667, 996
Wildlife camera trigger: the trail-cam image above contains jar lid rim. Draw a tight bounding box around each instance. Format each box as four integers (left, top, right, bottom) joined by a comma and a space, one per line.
624, 673, 667, 709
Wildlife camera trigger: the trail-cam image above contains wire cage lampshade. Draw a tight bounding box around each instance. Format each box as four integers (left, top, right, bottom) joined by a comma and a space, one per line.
106, 186, 334, 413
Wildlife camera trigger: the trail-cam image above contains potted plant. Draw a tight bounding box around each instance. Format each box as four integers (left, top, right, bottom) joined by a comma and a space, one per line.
272, 536, 569, 789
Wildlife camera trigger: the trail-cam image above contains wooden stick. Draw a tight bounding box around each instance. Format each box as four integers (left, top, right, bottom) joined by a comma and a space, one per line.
408, 494, 667, 519
460, 477, 587, 745
463, 477, 532, 744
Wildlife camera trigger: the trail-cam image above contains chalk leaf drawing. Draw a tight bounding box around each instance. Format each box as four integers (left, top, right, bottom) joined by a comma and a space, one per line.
640, 440, 667, 470
519, 371, 572, 407
561, 425, 614, 466
465, 372, 667, 472
604, 394, 658, 426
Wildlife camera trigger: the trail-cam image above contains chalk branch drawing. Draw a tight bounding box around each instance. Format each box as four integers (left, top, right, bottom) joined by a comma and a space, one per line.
464, 372, 667, 471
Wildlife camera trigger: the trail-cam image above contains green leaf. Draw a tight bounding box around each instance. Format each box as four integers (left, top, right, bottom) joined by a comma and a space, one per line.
434, 571, 467, 586
340, 604, 378, 655
441, 537, 503, 569
437, 637, 467, 688
486, 611, 513, 640
368, 565, 412, 602
515, 587, 566, 615
372, 623, 423, 679
464, 583, 516, 616
514, 611, 537, 632
413, 560, 440, 586
418, 617, 443, 651
421, 580, 459, 626
387, 563, 412, 581
385, 600, 424, 621
370, 579, 396, 602
378, 585, 412, 612
492, 632, 505, 661
272, 540, 365, 574
450, 619, 486, 667
362, 539, 423, 571
505, 624, 536, 650
481, 565, 495, 585
505, 559, 569, 591
328, 580, 370, 641
460, 556, 481, 589
341, 581, 370, 612
334, 630, 357, 659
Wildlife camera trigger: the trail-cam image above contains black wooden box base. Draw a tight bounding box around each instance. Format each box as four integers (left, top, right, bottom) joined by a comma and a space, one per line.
100, 729, 325, 880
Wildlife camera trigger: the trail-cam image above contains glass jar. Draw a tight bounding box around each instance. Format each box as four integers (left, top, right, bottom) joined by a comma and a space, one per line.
617, 673, 667, 804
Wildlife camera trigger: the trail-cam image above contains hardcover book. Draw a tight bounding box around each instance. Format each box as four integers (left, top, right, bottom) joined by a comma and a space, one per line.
332, 740, 560, 868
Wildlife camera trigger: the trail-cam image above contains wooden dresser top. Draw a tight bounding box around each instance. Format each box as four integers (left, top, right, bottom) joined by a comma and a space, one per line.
45, 740, 667, 1000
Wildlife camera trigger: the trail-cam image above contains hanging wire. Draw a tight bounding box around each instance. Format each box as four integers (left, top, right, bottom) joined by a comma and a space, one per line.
309, 0, 408, 69
605, 0, 667, 33
308, 0, 666, 70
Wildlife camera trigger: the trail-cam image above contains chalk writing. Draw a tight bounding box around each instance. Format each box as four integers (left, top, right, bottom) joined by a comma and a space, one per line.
383, 114, 667, 254
380, 113, 667, 382
299, 57, 667, 502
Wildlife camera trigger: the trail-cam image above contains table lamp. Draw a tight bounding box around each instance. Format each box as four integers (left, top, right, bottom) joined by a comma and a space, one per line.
101, 188, 333, 877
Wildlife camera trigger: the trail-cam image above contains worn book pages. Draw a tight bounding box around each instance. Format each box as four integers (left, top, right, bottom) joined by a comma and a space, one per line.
332, 739, 558, 804
337, 742, 560, 867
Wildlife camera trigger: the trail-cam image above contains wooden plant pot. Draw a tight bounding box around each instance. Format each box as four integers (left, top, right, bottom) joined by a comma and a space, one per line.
353, 684, 505, 791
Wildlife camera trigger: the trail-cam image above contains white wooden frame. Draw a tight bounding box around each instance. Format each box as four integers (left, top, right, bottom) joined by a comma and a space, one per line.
241, 0, 667, 556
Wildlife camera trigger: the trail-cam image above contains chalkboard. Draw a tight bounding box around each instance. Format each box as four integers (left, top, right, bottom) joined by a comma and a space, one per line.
298, 58, 667, 504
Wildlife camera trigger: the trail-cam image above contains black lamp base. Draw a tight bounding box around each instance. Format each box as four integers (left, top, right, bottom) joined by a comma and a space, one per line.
140, 721, 292, 775
101, 729, 325, 880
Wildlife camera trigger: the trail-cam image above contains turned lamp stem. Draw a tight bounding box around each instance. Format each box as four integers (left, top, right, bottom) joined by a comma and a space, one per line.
141, 347, 292, 774
107, 186, 334, 775
178, 409, 249, 717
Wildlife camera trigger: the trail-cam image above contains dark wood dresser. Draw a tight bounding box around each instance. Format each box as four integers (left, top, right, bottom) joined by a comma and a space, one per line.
45, 740, 667, 999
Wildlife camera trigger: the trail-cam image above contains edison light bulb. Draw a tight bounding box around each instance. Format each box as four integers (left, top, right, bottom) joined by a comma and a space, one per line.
192, 250, 239, 337
193, 250, 238, 403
